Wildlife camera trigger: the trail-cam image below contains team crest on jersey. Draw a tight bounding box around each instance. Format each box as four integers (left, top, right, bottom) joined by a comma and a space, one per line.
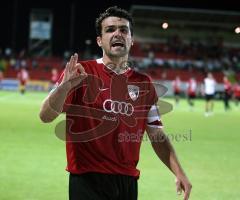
128, 85, 139, 101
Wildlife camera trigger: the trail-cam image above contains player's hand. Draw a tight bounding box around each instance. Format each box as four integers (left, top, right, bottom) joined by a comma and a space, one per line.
175, 175, 192, 200
62, 53, 87, 90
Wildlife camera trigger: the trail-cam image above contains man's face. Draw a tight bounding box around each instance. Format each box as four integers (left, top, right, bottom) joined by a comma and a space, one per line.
97, 16, 133, 58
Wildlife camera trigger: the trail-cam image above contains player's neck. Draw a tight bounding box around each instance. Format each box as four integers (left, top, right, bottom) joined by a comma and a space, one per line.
102, 55, 128, 65
102, 55, 129, 74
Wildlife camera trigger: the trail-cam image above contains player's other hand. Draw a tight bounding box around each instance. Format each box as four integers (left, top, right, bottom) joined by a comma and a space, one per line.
62, 53, 88, 89
175, 175, 192, 200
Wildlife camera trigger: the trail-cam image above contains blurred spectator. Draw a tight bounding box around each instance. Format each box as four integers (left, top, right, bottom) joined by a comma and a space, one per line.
4, 47, 12, 58
0, 56, 8, 72
31, 59, 39, 69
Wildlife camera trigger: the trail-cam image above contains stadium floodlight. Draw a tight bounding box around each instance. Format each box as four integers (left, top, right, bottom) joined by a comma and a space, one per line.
235, 27, 240, 34
162, 22, 169, 29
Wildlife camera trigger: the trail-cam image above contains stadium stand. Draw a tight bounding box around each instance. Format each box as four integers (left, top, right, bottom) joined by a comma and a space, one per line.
129, 6, 240, 86
1, 6, 240, 95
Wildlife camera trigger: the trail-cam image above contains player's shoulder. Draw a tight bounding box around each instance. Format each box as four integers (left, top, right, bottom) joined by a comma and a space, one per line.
131, 69, 153, 82
78, 59, 101, 73
79, 59, 98, 67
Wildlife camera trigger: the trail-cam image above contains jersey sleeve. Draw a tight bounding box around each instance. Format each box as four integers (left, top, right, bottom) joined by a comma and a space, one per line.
147, 104, 163, 128
147, 77, 158, 105
146, 77, 163, 128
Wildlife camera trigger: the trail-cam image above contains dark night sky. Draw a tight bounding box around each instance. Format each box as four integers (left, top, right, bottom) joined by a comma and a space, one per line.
1, 0, 239, 56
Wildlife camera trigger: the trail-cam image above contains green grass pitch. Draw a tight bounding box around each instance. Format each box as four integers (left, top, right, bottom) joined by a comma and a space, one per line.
0, 90, 239, 200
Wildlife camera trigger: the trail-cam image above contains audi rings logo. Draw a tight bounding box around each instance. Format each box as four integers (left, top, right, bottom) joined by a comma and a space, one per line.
103, 99, 134, 116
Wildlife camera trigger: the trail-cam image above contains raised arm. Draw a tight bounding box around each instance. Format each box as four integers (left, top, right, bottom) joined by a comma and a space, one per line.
39, 53, 87, 123
146, 126, 192, 200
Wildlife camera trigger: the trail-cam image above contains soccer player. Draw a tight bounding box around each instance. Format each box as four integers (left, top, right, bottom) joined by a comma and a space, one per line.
172, 75, 182, 106
39, 6, 191, 200
203, 72, 216, 117
186, 76, 197, 110
233, 80, 240, 107
48, 68, 59, 91
17, 67, 29, 94
0, 70, 3, 89
223, 75, 232, 111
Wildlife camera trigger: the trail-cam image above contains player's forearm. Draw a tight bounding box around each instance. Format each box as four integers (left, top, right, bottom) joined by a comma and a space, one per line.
147, 127, 186, 177
39, 82, 71, 123
161, 140, 186, 177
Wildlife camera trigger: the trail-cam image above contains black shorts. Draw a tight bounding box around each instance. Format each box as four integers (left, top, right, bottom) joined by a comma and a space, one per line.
188, 94, 196, 99
235, 96, 240, 101
174, 91, 180, 95
69, 173, 138, 200
205, 94, 214, 101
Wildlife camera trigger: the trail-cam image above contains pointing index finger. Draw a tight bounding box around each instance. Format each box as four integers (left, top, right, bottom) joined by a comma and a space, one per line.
73, 53, 78, 67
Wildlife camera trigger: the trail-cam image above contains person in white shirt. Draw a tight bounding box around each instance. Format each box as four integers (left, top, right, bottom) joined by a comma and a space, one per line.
203, 72, 216, 116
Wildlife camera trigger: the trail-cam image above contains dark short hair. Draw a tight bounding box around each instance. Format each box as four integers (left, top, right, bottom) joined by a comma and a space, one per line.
95, 6, 134, 36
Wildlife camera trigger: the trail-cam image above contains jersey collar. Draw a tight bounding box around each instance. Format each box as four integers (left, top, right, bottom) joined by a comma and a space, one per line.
96, 58, 132, 76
